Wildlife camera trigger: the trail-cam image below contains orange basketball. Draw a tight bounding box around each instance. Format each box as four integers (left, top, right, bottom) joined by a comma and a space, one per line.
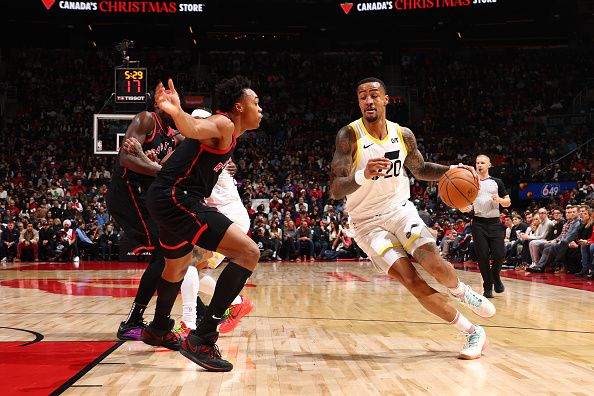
438, 167, 479, 210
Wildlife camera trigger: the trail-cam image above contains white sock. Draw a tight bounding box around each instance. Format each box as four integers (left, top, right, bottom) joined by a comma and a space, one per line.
231, 295, 242, 305
448, 280, 466, 298
199, 273, 242, 305
199, 273, 217, 296
181, 266, 199, 329
449, 311, 475, 334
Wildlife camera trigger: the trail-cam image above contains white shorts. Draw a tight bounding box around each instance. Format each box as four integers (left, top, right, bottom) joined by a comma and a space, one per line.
350, 200, 436, 273
200, 168, 251, 269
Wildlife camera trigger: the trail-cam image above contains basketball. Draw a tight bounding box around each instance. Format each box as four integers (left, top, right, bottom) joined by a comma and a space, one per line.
438, 167, 480, 210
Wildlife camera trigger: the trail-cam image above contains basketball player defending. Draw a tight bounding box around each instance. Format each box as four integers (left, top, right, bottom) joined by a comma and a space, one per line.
176, 109, 254, 337
121, 140, 254, 338
107, 91, 181, 343
145, 76, 262, 372
330, 78, 496, 360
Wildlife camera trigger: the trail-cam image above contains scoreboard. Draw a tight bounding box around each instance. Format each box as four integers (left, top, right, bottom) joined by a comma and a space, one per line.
115, 67, 147, 104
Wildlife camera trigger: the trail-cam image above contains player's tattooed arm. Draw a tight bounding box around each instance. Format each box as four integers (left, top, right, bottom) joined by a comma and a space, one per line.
401, 127, 449, 181
330, 126, 358, 200
192, 246, 204, 262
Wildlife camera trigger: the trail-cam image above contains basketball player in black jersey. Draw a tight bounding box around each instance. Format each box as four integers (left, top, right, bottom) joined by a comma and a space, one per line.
107, 91, 182, 346
144, 76, 262, 372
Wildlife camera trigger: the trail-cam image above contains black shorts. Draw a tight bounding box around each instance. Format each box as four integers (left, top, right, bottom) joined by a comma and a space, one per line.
146, 184, 233, 259
106, 179, 158, 255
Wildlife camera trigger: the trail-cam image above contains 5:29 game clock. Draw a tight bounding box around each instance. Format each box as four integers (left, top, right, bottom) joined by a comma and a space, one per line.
115, 67, 147, 104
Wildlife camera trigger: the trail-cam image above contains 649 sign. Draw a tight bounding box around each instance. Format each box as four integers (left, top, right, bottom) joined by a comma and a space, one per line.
115, 67, 148, 104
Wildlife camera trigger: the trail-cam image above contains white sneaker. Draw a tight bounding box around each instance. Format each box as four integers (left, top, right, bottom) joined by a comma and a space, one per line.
458, 285, 496, 318
73, 256, 80, 263
1, 257, 6, 263
459, 325, 488, 360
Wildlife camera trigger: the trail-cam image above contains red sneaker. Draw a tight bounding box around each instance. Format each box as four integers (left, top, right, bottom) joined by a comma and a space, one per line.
218, 296, 254, 334
174, 320, 192, 339
140, 319, 181, 351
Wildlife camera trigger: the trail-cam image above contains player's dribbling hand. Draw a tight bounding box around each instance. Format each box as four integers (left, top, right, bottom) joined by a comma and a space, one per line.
460, 204, 473, 213
454, 163, 480, 187
364, 157, 392, 179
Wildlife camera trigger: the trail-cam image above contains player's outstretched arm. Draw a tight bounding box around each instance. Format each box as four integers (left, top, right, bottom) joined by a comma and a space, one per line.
401, 127, 450, 181
155, 79, 227, 141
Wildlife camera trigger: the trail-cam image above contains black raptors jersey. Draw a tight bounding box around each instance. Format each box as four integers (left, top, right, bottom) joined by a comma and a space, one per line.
112, 112, 177, 190
152, 134, 236, 199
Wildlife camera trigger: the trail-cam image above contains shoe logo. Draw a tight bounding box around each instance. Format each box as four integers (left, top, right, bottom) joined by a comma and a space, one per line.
363, 143, 374, 149
184, 338, 198, 353
212, 315, 222, 320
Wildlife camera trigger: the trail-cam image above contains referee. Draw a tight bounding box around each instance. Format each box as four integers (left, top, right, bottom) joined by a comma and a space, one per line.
462, 154, 511, 298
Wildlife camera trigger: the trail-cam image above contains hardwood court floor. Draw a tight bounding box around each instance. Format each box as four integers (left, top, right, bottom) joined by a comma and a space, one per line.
1, 259, 593, 395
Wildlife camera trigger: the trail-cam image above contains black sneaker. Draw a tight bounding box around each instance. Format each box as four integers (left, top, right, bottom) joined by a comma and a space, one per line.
180, 331, 233, 372
141, 319, 181, 351
117, 318, 147, 341
494, 278, 505, 293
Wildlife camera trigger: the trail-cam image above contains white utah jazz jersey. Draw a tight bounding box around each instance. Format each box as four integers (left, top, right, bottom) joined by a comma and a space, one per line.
345, 118, 410, 222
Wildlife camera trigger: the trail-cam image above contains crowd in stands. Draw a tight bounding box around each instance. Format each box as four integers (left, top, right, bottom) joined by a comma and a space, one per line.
0, 47, 592, 275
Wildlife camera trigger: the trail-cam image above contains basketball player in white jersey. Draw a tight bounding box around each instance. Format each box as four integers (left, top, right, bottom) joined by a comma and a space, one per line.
329, 77, 496, 360
176, 108, 254, 337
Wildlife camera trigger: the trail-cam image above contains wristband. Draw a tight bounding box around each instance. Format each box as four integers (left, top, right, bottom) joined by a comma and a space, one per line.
354, 169, 367, 185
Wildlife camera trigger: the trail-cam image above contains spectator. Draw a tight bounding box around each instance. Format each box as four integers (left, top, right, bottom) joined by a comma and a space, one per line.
98, 224, 119, 260
252, 226, 274, 261
574, 205, 593, 276
75, 222, 97, 259
96, 206, 110, 227
268, 220, 283, 260
517, 208, 554, 269
1, 220, 20, 262
295, 221, 315, 262
527, 206, 582, 273
37, 218, 55, 261
60, 219, 79, 263
16, 222, 39, 262
313, 218, 330, 259
280, 219, 298, 260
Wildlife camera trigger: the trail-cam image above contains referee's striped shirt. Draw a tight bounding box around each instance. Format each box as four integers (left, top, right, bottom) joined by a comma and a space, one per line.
473, 177, 508, 219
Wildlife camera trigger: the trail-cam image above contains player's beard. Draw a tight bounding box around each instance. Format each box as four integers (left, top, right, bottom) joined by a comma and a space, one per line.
364, 114, 379, 123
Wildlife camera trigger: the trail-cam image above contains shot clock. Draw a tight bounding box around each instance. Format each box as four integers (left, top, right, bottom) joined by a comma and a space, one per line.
115, 67, 148, 104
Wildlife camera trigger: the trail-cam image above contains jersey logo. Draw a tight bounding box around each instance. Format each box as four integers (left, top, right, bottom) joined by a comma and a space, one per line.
213, 162, 225, 172
363, 143, 374, 149
405, 223, 419, 239
391, 137, 399, 143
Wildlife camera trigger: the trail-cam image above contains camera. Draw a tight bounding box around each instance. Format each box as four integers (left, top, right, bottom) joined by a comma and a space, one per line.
116, 39, 137, 66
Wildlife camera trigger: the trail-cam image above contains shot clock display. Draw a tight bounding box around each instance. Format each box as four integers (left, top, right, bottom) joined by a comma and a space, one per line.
115, 67, 148, 104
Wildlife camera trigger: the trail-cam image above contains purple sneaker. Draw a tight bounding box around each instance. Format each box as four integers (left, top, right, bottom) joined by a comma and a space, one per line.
117, 319, 147, 341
